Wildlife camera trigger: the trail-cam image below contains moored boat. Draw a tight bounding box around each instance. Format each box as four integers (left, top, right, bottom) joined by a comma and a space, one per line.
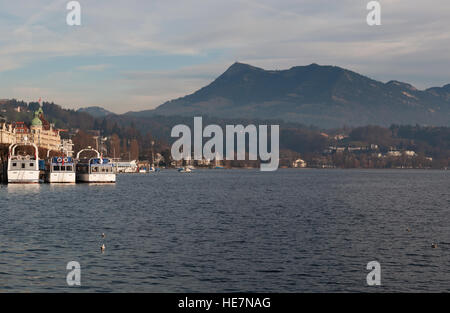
7, 143, 40, 184
45, 156, 76, 183
75, 148, 116, 183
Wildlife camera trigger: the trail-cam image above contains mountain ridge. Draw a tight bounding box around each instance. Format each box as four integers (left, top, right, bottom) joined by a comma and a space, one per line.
124, 62, 450, 128
77, 106, 114, 118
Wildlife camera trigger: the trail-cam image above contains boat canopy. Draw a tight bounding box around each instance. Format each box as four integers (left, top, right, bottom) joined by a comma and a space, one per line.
51, 156, 74, 164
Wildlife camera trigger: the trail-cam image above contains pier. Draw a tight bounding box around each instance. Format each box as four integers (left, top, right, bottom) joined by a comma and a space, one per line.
0, 159, 7, 184
0, 146, 7, 184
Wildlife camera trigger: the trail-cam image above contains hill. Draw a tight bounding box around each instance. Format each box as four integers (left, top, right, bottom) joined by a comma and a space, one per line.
77, 106, 114, 118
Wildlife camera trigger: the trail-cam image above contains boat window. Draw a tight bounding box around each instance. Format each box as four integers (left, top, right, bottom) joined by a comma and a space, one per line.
30, 163, 34, 167
12, 162, 17, 167
53, 165, 60, 171
61, 166, 66, 171
92, 166, 98, 173
66, 166, 73, 171
21, 163, 25, 169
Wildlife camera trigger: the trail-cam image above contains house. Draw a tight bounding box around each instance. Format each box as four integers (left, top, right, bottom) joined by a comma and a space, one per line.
387, 150, 402, 157
115, 160, 138, 173
403, 150, 417, 157
292, 158, 307, 168
333, 134, 346, 141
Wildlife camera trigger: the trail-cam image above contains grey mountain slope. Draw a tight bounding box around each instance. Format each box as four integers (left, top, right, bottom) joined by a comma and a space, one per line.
126, 63, 450, 128
77, 106, 114, 118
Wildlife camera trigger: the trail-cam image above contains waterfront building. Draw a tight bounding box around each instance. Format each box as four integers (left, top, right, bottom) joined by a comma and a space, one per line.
115, 160, 138, 173
28, 107, 61, 151
387, 150, 402, 157
292, 158, 307, 168
0, 107, 64, 153
404, 150, 417, 157
0, 122, 16, 145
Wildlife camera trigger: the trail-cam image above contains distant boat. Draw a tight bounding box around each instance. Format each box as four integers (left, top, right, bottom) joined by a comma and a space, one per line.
178, 167, 192, 173
7, 143, 40, 184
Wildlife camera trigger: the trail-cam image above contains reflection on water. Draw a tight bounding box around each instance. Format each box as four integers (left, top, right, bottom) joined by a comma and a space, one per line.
0, 169, 449, 292
7, 184, 41, 194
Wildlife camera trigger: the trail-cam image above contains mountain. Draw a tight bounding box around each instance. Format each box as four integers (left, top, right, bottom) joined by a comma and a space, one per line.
129, 62, 450, 128
77, 106, 114, 118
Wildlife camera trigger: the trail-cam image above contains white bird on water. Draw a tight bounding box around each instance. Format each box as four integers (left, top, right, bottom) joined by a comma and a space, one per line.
101, 233, 106, 239
101, 244, 106, 252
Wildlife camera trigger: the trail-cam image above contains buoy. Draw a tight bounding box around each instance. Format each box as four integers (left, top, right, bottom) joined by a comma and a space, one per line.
406, 228, 411, 232
432, 243, 438, 249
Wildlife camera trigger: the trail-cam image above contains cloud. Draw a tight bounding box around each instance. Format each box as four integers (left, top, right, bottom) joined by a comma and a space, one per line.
76, 64, 111, 71
0, 0, 450, 112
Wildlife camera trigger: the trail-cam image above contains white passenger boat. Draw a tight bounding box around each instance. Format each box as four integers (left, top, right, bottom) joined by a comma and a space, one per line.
7, 143, 40, 184
76, 148, 116, 183
45, 156, 76, 183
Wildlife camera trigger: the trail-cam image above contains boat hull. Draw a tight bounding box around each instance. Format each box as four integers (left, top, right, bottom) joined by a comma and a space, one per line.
7, 170, 40, 184
76, 173, 116, 183
46, 172, 76, 183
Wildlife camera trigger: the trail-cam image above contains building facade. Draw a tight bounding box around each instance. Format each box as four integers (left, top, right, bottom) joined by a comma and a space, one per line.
0, 107, 63, 153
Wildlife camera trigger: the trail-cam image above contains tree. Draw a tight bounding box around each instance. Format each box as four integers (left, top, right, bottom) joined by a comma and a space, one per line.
72, 130, 96, 155
108, 134, 121, 159
129, 139, 139, 161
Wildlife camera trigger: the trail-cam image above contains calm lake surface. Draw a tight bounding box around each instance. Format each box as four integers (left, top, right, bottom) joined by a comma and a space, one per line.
0, 169, 449, 292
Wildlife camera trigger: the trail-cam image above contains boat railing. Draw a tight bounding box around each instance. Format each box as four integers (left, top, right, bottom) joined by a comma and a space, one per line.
76, 147, 100, 160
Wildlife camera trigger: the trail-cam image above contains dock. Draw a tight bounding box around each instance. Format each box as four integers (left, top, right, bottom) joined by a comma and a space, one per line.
0, 158, 7, 184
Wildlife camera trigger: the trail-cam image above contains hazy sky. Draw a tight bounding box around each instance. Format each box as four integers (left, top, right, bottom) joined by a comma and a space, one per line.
0, 0, 449, 113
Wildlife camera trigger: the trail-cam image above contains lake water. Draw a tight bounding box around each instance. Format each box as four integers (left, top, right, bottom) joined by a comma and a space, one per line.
0, 169, 449, 292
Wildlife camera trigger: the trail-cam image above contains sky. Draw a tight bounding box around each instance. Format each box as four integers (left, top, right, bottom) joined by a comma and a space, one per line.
0, 0, 449, 113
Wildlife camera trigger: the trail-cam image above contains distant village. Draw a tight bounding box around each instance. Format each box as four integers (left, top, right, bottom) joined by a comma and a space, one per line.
0, 104, 221, 172
1, 101, 449, 170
